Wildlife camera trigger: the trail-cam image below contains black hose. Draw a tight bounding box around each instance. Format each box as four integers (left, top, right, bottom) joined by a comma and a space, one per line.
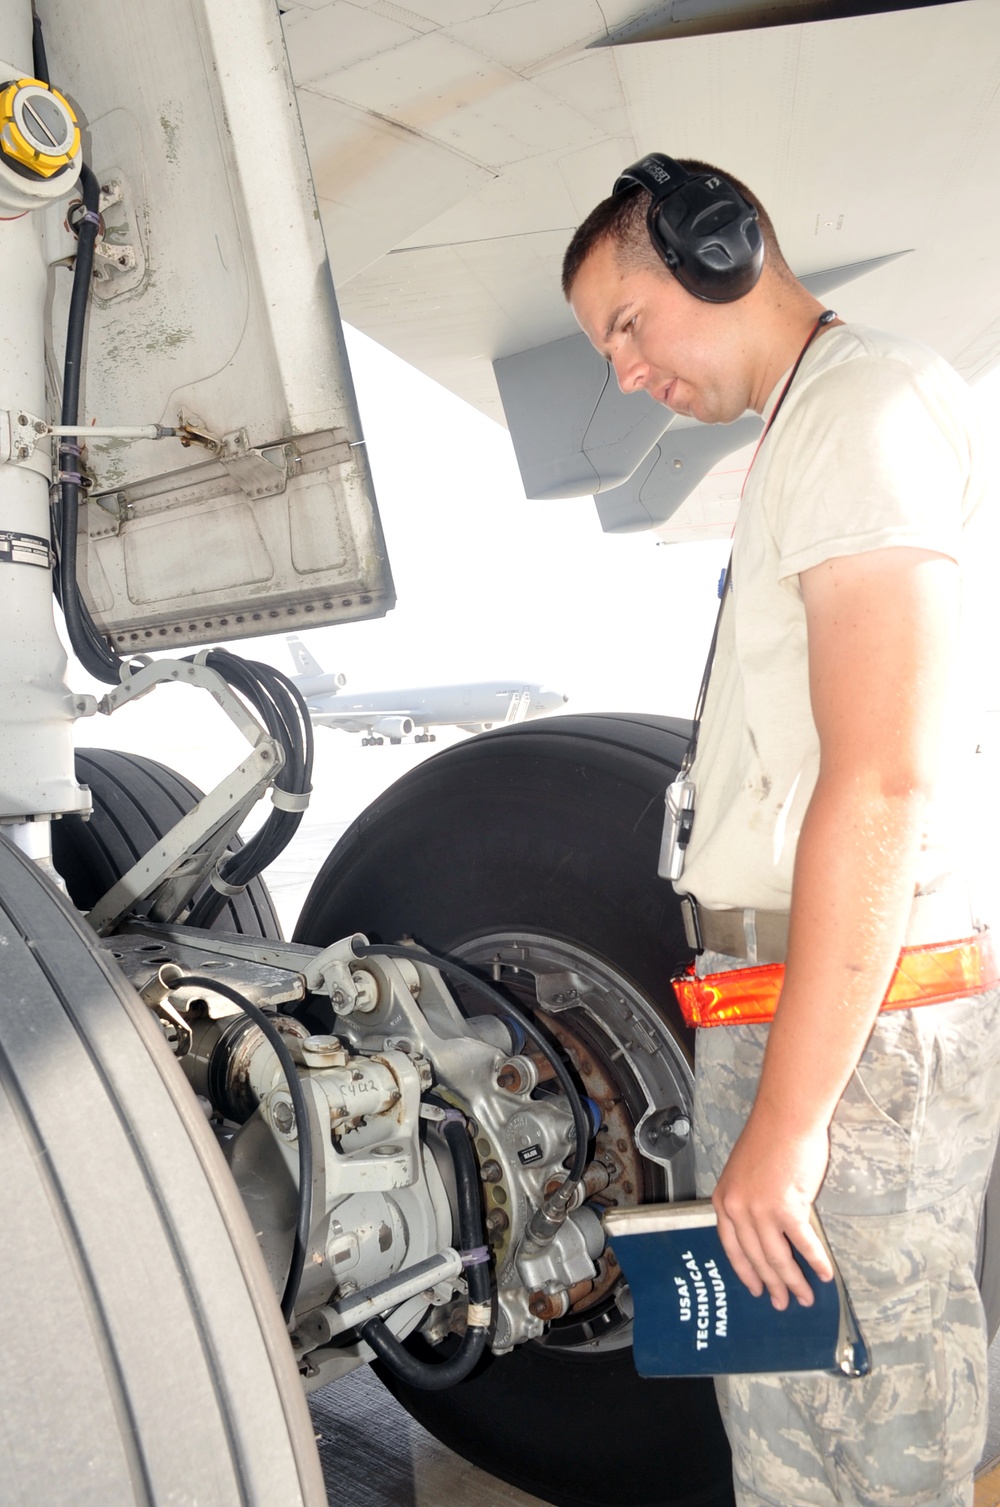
57, 163, 124, 683
33, 0, 120, 681
171, 976, 312, 1325
185, 650, 313, 928
353, 941, 592, 1189
31, 7, 49, 84
359, 1106, 490, 1390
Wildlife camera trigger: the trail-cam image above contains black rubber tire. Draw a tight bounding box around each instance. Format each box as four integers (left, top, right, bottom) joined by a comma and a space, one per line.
295, 713, 734, 1507
52, 747, 283, 937
0, 833, 325, 1506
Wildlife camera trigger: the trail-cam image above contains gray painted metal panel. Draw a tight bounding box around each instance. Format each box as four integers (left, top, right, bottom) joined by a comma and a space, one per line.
42, 0, 393, 647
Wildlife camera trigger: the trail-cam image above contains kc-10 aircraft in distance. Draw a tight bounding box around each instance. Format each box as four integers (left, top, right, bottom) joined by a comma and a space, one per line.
286, 636, 568, 745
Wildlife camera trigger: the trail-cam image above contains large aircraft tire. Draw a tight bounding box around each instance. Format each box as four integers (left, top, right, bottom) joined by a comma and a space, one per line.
52, 747, 283, 937
0, 833, 325, 1506
295, 713, 735, 1507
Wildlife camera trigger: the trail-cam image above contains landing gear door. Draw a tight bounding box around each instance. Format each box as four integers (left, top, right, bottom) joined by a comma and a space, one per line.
43, 0, 394, 653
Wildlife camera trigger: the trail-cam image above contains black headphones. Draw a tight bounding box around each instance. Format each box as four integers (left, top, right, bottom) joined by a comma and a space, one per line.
612, 154, 763, 303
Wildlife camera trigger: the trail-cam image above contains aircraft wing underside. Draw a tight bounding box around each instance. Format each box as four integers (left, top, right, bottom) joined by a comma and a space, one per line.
280, 0, 1000, 539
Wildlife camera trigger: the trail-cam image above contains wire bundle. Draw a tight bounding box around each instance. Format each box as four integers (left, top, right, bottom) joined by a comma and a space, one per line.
185, 649, 313, 928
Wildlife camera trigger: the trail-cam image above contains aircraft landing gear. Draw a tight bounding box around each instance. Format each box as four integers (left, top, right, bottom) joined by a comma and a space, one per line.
414, 733, 437, 744
294, 712, 739, 1507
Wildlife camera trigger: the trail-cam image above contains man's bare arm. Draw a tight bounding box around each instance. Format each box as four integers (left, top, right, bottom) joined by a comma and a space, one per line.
710, 546, 960, 1308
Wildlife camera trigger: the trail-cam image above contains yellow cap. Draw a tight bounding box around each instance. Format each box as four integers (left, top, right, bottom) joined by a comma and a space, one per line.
0, 78, 80, 179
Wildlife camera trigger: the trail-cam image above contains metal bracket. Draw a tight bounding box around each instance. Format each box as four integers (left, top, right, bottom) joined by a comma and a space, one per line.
533, 969, 593, 1013
171, 423, 292, 499
0, 410, 48, 464
89, 172, 146, 300
107, 931, 306, 1011
218, 427, 291, 499
86, 657, 285, 934
139, 970, 194, 1057
93, 238, 137, 273
0, 409, 176, 466
86, 745, 280, 934
121, 918, 324, 977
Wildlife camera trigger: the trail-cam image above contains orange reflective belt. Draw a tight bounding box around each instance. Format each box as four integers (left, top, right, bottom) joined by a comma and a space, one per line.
672, 934, 998, 1029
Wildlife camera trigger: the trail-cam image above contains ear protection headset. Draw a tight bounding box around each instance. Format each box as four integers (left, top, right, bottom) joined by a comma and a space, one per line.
612, 154, 763, 303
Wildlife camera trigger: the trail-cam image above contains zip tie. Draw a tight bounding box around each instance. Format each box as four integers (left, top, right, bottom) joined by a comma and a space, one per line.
438, 1106, 467, 1124
59, 442, 81, 457
466, 1301, 492, 1329
460, 1245, 490, 1268
58, 472, 84, 486
209, 869, 247, 897
271, 786, 311, 812
76, 209, 102, 229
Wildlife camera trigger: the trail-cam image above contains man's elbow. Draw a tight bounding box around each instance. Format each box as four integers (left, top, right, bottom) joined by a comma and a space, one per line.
818, 761, 937, 810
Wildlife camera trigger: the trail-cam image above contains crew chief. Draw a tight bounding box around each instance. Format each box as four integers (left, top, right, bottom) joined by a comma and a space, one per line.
563, 157, 1000, 1505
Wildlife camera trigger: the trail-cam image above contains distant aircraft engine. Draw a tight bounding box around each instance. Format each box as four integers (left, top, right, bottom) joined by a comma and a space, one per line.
298, 672, 347, 697
373, 716, 414, 740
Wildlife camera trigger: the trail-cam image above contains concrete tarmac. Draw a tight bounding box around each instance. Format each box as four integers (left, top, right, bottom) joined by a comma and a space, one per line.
305, 1344, 1000, 1507
308, 1368, 545, 1507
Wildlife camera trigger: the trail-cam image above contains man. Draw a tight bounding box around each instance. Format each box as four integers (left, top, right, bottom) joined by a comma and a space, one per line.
564, 157, 1000, 1505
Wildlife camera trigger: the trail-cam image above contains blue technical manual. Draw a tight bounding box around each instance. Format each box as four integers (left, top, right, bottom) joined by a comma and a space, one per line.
604, 1200, 869, 1379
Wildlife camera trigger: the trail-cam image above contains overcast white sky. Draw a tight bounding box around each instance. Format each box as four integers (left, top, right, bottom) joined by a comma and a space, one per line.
72, 328, 1000, 926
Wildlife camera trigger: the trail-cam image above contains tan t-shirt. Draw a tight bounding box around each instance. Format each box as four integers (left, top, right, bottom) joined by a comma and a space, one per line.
679, 323, 992, 913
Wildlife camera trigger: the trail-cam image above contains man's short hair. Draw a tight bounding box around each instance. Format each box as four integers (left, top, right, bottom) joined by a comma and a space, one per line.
561, 158, 792, 298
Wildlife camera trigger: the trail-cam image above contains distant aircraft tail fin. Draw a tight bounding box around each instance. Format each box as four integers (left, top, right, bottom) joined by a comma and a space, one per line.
286, 634, 326, 680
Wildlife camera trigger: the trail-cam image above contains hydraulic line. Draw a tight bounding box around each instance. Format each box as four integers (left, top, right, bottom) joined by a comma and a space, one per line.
31, 6, 48, 84
171, 975, 312, 1325
56, 161, 124, 684
185, 650, 313, 928
351, 942, 593, 1215
359, 1102, 491, 1390
28, 3, 118, 681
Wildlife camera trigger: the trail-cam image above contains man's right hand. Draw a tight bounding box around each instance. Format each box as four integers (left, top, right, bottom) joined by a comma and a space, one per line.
711, 1103, 834, 1309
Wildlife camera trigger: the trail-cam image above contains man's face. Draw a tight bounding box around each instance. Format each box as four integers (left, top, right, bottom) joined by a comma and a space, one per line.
569, 238, 752, 425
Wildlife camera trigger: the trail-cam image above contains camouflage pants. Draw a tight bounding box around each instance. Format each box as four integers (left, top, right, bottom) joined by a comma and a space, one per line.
693, 958, 1000, 1507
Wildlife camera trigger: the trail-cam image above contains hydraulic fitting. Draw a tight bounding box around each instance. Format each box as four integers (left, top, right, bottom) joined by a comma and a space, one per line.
0, 77, 82, 212
0, 78, 78, 177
